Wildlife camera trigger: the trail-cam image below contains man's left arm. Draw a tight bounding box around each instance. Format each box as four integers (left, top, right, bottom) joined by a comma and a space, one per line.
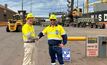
60, 25, 67, 45
61, 34, 67, 45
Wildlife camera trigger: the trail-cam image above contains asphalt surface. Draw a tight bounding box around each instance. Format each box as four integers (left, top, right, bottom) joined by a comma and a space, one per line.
0, 26, 107, 65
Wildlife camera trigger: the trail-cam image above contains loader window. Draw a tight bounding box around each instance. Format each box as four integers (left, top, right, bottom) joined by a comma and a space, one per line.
9, 20, 16, 23
13, 15, 21, 20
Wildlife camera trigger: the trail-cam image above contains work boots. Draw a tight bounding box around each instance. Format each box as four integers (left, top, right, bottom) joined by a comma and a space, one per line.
51, 63, 56, 65
51, 63, 64, 65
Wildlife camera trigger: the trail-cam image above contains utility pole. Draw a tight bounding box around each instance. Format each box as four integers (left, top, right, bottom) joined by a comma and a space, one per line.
83, 2, 84, 14
77, 0, 78, 8
4, 4, 7, 21
30, 0, 32, 13
22, 0, 23, 11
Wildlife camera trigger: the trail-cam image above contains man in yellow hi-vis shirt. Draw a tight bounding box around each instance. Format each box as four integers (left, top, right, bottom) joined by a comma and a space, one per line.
22, 13, 37, 65
38, 14, 67, 65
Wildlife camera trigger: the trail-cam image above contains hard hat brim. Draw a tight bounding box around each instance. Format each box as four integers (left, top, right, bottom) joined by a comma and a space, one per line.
26, 17, 34, 20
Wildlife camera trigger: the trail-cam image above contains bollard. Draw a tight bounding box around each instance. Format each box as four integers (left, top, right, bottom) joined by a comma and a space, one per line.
67, 36, 87, 41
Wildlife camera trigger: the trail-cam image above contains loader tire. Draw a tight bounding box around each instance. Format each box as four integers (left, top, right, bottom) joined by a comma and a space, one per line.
16, 25, 22, 32
6, 26, 10, 32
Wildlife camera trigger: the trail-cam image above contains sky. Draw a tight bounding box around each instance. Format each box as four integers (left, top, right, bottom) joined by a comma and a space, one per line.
0, 0, 96, 17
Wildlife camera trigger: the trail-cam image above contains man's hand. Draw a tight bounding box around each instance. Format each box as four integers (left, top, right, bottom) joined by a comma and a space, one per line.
35, 37, 39, 41
59, 43, 64, 47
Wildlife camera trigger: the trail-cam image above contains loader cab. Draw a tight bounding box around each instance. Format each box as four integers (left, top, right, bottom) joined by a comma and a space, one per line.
13, 14, 21, 20
8, 14, 21, 24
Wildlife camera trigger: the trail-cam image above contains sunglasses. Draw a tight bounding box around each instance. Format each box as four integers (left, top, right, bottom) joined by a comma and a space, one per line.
50, 19, 56, 21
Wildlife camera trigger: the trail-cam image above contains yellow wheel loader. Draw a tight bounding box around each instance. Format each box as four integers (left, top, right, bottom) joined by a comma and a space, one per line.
6, 10, 26, 32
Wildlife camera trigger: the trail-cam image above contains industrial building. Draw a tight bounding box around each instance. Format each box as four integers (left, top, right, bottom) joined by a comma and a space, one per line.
0, 4, 16, 22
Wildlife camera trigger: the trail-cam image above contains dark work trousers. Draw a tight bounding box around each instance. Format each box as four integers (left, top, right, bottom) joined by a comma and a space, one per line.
49, 46, 64, 64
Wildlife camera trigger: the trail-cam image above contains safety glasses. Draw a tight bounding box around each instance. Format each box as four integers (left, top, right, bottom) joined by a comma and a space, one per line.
50, 19, 56, 21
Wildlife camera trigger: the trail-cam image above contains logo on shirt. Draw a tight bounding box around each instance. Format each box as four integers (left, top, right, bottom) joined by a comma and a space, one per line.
56, 30, 59, 35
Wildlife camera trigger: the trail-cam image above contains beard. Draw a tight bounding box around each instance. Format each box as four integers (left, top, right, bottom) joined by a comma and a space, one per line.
50, 21, 58, 25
